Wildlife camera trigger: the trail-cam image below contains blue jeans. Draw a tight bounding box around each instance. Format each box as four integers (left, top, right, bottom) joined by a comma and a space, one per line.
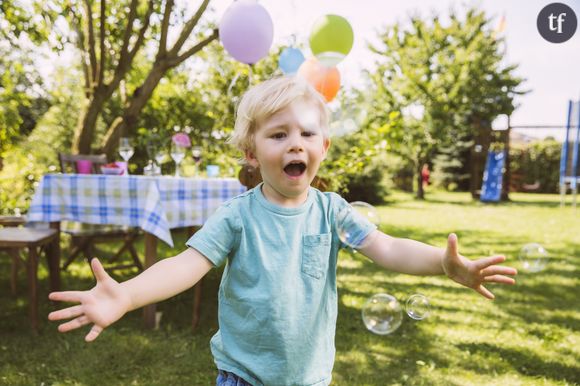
216, 370, 253, 386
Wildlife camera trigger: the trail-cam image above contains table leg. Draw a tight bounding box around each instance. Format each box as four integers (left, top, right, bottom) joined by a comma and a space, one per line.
48, 222, 61, 292
143, 232, 157, 329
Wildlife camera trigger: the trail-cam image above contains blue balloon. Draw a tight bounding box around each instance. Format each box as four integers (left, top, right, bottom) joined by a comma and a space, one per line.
278, 47, 305, 74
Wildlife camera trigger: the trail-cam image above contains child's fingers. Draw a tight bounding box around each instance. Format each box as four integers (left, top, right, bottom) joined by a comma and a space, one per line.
58, 315, 91, 333
446, 233, 459, 256
475, 285, 495, 300
90, 258, 108, 282
472, 255, 506, 270
49, 291, 84, 303
85, 325, 103, 342
481, 265, 517, 277
483, 275, 516, 285
48, 305, 84, 321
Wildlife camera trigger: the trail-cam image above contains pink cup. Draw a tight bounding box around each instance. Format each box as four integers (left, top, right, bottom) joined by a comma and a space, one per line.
76, 160, 93, 174
115, 161, 128, 175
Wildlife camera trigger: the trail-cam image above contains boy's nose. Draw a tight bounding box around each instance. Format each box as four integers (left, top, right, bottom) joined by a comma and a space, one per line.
288, 134, 304, 152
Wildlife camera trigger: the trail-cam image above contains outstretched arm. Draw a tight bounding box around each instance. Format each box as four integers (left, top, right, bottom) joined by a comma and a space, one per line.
48, 247, 213, 341
359, 231, 517, 299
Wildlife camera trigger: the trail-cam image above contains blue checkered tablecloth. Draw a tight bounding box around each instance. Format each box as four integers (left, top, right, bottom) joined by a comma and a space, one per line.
28, 174, 247, 247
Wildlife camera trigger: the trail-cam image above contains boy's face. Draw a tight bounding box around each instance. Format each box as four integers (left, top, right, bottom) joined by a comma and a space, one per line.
245, 100, 330, 206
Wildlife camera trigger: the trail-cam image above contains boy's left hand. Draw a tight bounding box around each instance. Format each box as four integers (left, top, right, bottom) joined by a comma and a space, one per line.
442, 233, 517, 299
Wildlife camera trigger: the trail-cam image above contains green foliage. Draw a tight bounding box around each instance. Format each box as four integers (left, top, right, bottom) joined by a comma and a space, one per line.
365, 7, 526, 196
432, 131, 472, 191
0, 44, 50, 155
510, 139, 561, 193
0, 67, 80, 214
340, 151, 393, 205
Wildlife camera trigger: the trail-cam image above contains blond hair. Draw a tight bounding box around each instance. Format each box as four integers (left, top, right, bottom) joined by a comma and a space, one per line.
228, 76, 329, 153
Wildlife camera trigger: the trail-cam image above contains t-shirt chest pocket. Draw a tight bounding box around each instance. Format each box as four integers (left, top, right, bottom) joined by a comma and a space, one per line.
301, 233, 331, 279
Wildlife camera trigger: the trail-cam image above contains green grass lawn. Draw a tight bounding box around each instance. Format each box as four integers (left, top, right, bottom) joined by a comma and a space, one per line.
1, 191, 579, 385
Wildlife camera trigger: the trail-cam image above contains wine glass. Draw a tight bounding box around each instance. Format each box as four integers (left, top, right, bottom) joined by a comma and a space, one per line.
118, 137, 134, 175
144, 143, 161, 176
151, 149, 165, 175
171, 142, 186, 177
191, 146, 202, 176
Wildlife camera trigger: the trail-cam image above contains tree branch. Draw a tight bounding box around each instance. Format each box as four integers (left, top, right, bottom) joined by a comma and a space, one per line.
117, 0, 139, 73
70, 6, 92, 97
109, 0, 152, 92
83, 0, 98, 86
126, 0, 154, 64
158, 0, 174, 56
171, 28, 218, 67
168, 0, 211, 56
98, 0, 106, 85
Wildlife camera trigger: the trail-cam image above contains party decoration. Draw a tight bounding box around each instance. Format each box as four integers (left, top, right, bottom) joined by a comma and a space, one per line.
297, 57, 341, 102
278, 47, 305, 74
219, 0, 274, 64
309, 14, 354, 67
172, 133, 191, 147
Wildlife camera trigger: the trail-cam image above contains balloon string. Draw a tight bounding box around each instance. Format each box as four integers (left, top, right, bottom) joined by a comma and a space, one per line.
227, 71, 241, 95
248, 64, 253, 87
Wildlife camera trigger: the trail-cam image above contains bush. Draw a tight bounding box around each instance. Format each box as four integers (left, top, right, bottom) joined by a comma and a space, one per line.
510, 138, 561, 193
342, 152, 394, 205
0, 105, 71, 214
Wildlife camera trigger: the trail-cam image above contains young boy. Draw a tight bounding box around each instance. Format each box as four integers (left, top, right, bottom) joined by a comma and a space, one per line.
49, 76, 517, 386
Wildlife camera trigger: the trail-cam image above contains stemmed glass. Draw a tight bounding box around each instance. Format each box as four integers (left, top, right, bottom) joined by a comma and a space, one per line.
118, 137, 134, 175
154, 151, 165, 175
191, 146, 202, 176
144, 143, 162, 176
170, 142, 187, 177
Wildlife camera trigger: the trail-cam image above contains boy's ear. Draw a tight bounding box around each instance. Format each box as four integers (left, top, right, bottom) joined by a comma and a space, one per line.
245, 149, 259, 168
321, 137, 331, 159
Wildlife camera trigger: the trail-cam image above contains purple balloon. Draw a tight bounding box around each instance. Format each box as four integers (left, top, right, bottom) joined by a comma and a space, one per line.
219, 0, 274, 64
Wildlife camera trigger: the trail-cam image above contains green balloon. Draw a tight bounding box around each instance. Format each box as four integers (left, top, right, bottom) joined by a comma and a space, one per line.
309, 15, 354, 58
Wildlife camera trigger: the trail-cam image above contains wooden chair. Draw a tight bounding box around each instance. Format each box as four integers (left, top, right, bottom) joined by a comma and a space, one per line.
58, 153, 108, 174
0, 222, 59, 331
0, 216, 27, 295
58, 153, 143, 272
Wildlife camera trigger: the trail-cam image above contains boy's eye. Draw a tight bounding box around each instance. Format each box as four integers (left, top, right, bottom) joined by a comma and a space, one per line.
271, 133, 286, 139
302, 131, 316, 137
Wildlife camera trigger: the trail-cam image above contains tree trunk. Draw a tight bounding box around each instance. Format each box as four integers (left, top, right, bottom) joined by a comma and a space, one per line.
501, 121, 511, 201
416, 162, 425, 199
72, 90, 108, 154
100, 63, 168, 157
469, 117, 492, 199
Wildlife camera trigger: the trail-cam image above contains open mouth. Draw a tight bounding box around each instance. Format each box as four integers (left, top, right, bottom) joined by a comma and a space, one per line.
283, 161, 307, 177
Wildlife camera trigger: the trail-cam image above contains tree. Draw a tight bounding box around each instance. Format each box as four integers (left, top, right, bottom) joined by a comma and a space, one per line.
29, 0, 219, 156
0, 1, 52, 161
367, 8, 526, 199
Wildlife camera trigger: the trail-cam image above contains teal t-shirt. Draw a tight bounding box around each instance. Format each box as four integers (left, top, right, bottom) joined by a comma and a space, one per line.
186, 184, 376, 386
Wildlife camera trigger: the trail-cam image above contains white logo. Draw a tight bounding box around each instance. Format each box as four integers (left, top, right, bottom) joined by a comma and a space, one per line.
548, 12, 567, 33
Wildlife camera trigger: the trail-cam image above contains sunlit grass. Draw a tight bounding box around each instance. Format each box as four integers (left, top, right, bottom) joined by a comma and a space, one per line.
1, 191, 578, 385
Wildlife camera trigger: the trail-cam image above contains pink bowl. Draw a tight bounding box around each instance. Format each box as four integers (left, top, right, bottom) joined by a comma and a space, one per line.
101, 166, 124, 175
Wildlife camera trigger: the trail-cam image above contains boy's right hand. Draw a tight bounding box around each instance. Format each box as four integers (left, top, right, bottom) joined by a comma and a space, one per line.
48, 258, 132, 342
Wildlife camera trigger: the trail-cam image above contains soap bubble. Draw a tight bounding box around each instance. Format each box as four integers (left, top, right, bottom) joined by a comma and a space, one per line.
405, 294, 431, 320
518, 243, 549, 273
329, 101, 368, 138
361, 293, 403, 335
336, 201, 380, 249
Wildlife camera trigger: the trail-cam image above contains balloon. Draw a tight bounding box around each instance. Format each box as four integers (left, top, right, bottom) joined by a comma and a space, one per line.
309, 14, 354, 67
297, 57, 341, 102
219, 0, 274, 64
278, 47, 305, 74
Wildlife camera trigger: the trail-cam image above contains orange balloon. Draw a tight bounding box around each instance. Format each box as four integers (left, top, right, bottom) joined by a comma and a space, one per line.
297, 57, 341, 102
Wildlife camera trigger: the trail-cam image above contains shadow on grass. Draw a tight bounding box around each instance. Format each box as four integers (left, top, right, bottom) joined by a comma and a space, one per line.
456, 342, 580, 384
